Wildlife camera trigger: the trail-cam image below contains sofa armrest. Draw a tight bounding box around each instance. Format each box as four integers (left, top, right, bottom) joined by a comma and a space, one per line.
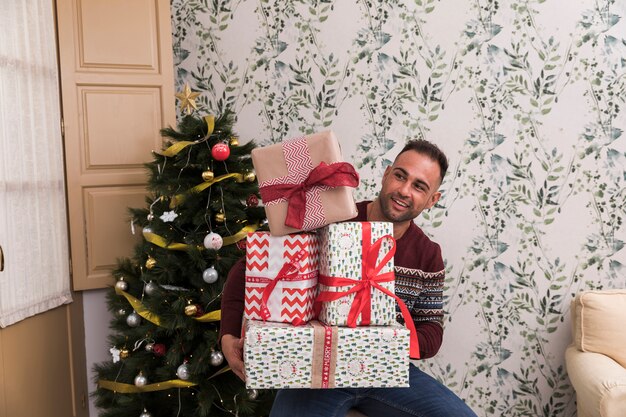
566, 345, 626, 417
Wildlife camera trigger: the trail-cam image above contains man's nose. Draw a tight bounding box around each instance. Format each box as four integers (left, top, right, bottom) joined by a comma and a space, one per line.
397, 181, 411, 197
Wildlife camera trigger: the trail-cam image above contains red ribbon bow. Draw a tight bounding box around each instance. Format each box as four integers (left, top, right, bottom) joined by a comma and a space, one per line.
259, 161, 359, 229
259, 249, 308, 326
316, 223, 421, 359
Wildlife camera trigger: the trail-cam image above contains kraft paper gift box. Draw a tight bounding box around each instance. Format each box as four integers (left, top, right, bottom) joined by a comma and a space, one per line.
316, 222, 398, 327
252, 130, 359, 236
244, 231, 319, 325
244, 319, 409, 389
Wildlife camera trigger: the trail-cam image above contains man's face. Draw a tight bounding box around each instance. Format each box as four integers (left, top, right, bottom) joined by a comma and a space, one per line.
378, 150, 442, 223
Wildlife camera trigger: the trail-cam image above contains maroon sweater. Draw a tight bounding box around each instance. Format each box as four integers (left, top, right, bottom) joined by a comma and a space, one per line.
220, 201, 445, 359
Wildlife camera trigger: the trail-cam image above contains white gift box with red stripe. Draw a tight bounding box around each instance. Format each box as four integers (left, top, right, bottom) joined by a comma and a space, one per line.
244, 319, 409, 389
244, 231, 319, 325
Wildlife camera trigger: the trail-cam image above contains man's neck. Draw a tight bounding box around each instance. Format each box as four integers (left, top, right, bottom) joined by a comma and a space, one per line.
366, 200, 411, 240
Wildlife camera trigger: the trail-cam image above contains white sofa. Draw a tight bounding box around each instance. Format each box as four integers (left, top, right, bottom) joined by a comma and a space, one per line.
565, 289, 626, 417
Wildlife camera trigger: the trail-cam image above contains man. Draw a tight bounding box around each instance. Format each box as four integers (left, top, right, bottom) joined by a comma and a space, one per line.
220, 140, 477, 417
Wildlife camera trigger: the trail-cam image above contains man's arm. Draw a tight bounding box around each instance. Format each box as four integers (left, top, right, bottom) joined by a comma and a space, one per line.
219, 256, 246, 381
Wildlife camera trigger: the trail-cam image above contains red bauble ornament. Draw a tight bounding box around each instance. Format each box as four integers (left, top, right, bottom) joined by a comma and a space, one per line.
246, 194, 259, 207
211, 143, 230, 161
236, 240, 247, 251
152, 343, 167, 357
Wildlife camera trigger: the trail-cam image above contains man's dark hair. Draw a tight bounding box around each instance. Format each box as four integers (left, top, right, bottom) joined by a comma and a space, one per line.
397, 139, 448, 183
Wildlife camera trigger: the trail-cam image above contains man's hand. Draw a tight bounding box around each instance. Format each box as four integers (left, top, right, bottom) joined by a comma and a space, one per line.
221, 334, 245, 381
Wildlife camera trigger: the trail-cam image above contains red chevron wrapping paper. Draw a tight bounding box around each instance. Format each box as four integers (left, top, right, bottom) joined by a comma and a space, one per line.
244, 231, 320, 324
251, 130, 359, 236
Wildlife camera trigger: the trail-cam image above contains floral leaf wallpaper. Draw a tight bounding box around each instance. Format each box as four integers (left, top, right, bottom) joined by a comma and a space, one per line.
170, 1, 626, 415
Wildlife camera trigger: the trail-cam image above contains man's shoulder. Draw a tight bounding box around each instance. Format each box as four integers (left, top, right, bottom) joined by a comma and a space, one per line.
396, 222, 444, 272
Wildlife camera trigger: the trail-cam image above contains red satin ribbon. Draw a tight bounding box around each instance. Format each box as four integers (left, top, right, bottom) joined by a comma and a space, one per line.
316, 223, 421, 359
259, 249, 308, 326
259, 161, 359, 229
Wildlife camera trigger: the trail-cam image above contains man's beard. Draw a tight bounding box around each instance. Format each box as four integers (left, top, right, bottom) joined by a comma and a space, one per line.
379, 193, 419, 223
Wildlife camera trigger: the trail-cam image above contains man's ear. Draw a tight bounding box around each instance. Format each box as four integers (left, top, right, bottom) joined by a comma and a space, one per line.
426, 191, 441, 209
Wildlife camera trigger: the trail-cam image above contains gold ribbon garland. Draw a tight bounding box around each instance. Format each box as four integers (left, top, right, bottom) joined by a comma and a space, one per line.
98, 379, 196, 393
115, 287, 221, 325
116, 287, 162, 326
98, 365, 230, 393
158, 115, 215, 157
143, 223, 258, 251
143, 231, 196, 251
195, 309, 221, 322
222, 223, 259, 246
170, 173, 245, 207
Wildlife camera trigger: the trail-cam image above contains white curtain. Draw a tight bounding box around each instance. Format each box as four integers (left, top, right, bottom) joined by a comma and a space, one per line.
0, 0, 72, 327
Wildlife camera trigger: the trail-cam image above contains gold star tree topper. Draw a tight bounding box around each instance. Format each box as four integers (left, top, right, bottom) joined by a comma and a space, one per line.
175, 83, 201, 114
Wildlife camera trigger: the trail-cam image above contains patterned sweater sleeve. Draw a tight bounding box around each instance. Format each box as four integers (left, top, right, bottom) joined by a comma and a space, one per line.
394, 239, 445, 359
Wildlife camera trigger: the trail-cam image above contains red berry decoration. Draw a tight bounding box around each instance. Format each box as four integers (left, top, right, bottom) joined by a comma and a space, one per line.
246, 194, 259, 207
211, 142, 230, 161
152, 343, 167, 357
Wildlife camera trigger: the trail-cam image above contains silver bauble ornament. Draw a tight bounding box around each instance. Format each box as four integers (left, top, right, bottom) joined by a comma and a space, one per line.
247, 389, 259, 400
126, 311, 141, 327
176, 363, 190, 380
209, 350, 224, 367
147, 213, 154, 221
202, 266, 219, 284
145, 342, 155, 352
115, 279, 128, 291
139, 409, 153, 417
134, 372, 148, 387
142, 226, 153, 235
203, 232, 223, 250
144, 281, 158, 296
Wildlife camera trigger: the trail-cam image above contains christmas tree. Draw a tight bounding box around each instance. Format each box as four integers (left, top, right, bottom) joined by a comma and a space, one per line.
93, 86, 273, 417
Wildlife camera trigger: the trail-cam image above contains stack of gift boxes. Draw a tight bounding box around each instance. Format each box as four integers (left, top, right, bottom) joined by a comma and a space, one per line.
242, 131, 417, 389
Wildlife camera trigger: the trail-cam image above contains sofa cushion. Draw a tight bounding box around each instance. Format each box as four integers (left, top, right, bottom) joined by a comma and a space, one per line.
572, 289, 626, 368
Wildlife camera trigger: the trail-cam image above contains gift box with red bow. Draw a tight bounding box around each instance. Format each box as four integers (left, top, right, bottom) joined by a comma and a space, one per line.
244, 319, 409, 389
252, 131, 359, 236
315, 222, 421, 359
244, 231, 319, 325
315, 222, 397, 326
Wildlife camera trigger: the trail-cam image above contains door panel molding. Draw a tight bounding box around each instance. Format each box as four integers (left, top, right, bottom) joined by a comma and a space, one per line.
57, 0, 175, 290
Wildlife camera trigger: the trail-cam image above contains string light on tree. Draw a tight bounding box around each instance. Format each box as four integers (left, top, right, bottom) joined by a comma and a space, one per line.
139, 409, 153, 417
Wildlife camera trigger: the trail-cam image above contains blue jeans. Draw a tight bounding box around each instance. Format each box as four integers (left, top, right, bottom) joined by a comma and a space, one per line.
269, 364, 477, 417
